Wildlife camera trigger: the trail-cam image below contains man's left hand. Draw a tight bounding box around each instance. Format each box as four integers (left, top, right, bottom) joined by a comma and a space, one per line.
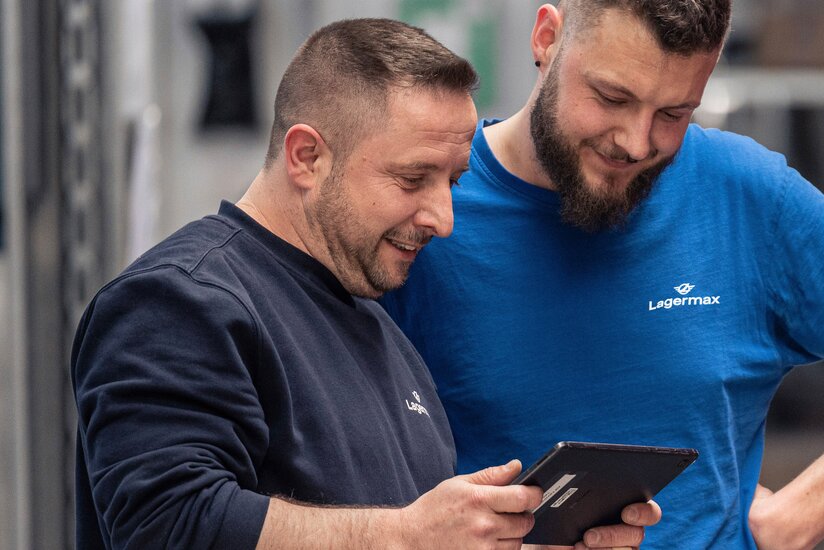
523, 499, 662, 549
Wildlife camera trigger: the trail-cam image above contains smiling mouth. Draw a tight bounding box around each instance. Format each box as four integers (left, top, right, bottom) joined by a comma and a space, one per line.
594, 149, 639, 169
387, 239, 421, 252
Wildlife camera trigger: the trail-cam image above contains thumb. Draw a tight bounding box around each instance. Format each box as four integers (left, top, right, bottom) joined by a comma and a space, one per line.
464, 459, 523, 486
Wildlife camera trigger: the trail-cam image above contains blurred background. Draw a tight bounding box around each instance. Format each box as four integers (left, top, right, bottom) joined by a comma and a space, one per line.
1, 0, 822, 548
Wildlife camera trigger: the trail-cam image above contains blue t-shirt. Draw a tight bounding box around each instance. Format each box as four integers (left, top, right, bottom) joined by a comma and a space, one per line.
381, 120, 824, 549
73, 202, 456, 549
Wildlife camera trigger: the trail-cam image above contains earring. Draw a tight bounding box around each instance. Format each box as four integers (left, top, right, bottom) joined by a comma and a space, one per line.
534, 60, 541, 67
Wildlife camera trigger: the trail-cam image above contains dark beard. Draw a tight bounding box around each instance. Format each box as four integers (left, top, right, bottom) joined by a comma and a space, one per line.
529, 65, 673, 233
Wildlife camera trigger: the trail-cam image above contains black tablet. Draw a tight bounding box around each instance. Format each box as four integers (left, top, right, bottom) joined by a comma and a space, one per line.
513, 441, 698, 546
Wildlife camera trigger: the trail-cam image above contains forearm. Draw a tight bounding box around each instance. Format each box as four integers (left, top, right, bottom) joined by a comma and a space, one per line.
254, 465, 657, 550
750, 453, 824, 550
255, 497, 404, 550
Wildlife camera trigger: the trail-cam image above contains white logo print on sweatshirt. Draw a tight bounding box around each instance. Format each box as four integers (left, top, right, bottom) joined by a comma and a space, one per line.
406, 390, 430, 417
648, 282, 720, 311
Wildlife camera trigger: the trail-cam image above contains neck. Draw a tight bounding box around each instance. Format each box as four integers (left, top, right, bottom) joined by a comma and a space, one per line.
483, 105, 556, 191
236, 169, 314, 256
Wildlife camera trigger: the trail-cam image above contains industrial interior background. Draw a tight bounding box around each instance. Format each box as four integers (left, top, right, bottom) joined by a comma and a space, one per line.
1, 0, 822, 548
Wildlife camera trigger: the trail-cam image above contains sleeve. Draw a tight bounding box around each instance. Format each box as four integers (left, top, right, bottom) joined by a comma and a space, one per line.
72, 266, 271, 549
767, 168, 824, 363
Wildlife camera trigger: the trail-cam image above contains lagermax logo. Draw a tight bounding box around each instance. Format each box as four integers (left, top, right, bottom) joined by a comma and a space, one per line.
649, 283, 720, 311
674, 283, 695, 295
406, 390, 430, 417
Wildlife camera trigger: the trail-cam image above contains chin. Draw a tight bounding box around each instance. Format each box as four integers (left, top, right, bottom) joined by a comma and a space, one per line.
587, 174, 634, 198
355, 270, 408, 299
381, 274, 409, 294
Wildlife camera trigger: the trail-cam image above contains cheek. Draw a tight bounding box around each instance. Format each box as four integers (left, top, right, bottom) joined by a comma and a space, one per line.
355, 193, 415, 231
652, 117, 692, 152
651, 122, 689, 157
383, 202, 417, 228
561, 99, 613, 142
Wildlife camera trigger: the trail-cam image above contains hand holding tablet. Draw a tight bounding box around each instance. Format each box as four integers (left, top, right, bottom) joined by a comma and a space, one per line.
513, 441, 699, 545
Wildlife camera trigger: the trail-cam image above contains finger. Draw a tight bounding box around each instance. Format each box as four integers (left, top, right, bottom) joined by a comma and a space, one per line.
463, 459, 523, 486
465, 509, 535, 542
492, 511, 536, 540
621, 499, 662, 526
583, 523, 645, 548
481, 483, 543, 513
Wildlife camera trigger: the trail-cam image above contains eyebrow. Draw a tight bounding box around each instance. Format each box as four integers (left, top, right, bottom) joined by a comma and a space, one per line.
389, 161, 470, 174
390, 161, 441, 172
588, 75, 701, 110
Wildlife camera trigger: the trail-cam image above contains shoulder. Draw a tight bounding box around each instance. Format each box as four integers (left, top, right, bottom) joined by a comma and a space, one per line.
670, 124, 806, 207
76, 264, 259, 359
679, 124, 789, 174
125, 215, 243, 275
679, 124, 782, 170
76, 216, 264, 360
96, 213, 257, 319
95, 263, 250, 312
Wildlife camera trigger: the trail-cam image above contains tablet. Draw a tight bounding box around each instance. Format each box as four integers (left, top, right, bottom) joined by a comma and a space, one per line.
513, 441, 698, 546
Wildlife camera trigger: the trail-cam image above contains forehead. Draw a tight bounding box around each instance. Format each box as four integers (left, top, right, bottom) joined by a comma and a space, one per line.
562, 9, 718, 106
352, 87, 477, 167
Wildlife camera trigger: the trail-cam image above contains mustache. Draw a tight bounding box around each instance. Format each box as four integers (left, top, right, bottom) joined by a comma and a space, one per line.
586, 139, 657, 163
383, 228, 433, 247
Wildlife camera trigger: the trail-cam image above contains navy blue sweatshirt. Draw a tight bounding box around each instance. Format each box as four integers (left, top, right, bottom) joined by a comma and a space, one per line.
72, 202, 456, 549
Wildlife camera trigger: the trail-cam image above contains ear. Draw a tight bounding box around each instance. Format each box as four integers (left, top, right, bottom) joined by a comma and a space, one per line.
283, 124, 333, 191
531, 4, 563, 70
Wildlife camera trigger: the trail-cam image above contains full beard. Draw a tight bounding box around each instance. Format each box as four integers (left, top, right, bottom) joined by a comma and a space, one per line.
529, 63, 673, 233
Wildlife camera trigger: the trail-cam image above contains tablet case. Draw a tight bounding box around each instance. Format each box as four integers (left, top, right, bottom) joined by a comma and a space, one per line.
514, 441, 698, 545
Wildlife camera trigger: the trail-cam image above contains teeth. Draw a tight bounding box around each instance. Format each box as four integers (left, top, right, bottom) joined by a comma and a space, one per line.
390, 240, 417, 251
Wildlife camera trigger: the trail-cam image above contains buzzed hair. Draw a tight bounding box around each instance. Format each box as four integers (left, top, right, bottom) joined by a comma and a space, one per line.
559, 0, 731, 55
265, 18, 478, 168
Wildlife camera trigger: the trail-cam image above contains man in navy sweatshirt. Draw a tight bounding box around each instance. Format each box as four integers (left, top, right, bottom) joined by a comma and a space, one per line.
72, 18, 659, 549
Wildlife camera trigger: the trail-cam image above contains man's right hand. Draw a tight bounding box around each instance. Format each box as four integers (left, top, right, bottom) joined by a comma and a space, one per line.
256, 460, 542, 550
395, 459, 544, 549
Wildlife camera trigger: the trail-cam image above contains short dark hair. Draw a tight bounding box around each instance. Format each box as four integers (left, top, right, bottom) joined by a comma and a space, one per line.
265, 18, 478, 168
559, 0, 731, 55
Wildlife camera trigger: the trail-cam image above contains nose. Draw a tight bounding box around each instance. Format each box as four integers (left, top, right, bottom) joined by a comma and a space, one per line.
614, 113, 655, 162
414, 179, 454, 238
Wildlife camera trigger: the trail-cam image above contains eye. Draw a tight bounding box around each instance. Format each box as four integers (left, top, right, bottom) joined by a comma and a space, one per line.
597, 91, 625, 106
659, 110, 688, 122
399, 175, 424, 188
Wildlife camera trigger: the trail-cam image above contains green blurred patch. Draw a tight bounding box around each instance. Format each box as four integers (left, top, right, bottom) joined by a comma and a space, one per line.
398, 0, 499, 110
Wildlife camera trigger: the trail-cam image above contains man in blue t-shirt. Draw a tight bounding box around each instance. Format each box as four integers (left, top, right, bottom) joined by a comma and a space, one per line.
382, 2, 824, 549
